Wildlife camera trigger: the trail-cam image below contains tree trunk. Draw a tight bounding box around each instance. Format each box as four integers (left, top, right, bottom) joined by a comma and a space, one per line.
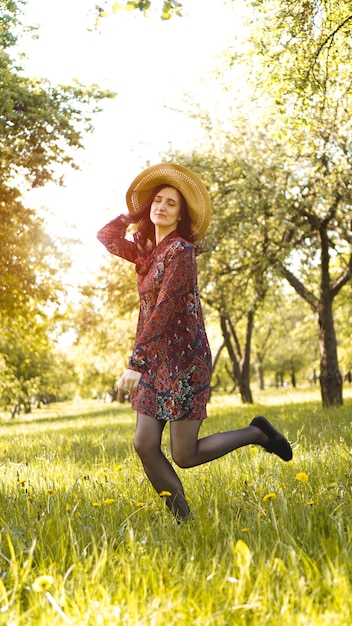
291, 361, 296, 388
209, 342, 225, 398
317, 298, 343, 406
280, 220, 347, 407
219, 312, 253, 404
254, 355, 265, 390
317, 223, 343, 407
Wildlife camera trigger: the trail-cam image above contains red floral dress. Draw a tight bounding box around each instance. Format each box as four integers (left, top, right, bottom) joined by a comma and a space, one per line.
97, 216, 212, 421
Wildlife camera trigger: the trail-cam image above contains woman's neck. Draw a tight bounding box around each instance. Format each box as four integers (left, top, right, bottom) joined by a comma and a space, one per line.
155, 225, 176, 245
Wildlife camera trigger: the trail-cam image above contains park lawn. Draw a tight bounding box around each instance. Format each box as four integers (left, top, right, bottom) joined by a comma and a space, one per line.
0, 389, 352, 625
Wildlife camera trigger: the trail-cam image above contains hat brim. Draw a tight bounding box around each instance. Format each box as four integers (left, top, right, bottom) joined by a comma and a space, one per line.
126, 163, 211, 240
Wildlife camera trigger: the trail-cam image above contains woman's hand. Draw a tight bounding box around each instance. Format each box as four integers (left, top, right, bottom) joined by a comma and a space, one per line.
117, 368, 142, 401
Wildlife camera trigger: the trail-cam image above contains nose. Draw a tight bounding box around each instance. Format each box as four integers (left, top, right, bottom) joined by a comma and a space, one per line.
156, 200, 167, 212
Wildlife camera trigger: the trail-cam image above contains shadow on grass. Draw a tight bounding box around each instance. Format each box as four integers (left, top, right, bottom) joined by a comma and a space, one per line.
0, 401, 134, 430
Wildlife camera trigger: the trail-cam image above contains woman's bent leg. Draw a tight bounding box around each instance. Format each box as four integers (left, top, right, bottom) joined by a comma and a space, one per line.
170, 420, 268, 468
134, 413, 190, 520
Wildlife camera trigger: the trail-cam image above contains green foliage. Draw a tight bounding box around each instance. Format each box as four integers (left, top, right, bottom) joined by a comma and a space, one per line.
71, 257, 139, 397
253, 288, 319, 387
93, 0, 183, 26
0, 0, 113, 410
156, 0, 352, 406
0, 196, 65, 315
0, 393, 352, 623
0, 1, 114, 189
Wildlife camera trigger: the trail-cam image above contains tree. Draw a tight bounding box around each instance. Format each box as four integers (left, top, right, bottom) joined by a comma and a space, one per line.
253, 289, 319, 389
0, 2, 113, 189
164, 131, 297, 404
178, 0, 352, 407
242, 0, 352, 406
71, 258, 139, 398
0, 0, 113, 410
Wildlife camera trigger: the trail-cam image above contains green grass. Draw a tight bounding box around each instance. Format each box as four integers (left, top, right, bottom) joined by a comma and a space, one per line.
0, 388, 352, 625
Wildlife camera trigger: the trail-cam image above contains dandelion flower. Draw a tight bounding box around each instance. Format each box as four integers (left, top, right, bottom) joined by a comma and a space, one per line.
33, 577, 70, 622
46, 489, 54, 495
104, 498, 116, 505
240, 527, 252, 532
91, 501, 101, 507
32, 575, 54, 592
296, 472, 308, 482
115, 465, 123, 471
262, 493, 277, 502
159, 490, 172, 497
306, 500, 314, 506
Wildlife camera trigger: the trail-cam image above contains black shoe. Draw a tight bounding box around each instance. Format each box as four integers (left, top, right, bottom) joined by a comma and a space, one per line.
250, 415, 293, 462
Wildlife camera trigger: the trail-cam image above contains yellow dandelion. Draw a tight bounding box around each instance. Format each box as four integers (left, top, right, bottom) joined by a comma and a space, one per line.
17, 479, 26, 485
262, 493, 277, 502
91, 501, 101, 507
159, 490, 172, 497
240, 527, 252, 532
306, 500, 315, 506
104, 498, 116, 505
136, 502, 145, 508
115, 465, 123, 471
296, 472, 308, 482
49, 562, 59, 570
32, 575, 54, 593
65, 504, 72, 511
46, 489, 54, 495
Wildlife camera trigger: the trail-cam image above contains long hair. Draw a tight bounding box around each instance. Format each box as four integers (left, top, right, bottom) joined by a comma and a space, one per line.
124, 185, 195, 247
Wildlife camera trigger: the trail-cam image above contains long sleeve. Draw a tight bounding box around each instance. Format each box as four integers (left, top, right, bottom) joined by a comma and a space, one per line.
97, 215, 138, 264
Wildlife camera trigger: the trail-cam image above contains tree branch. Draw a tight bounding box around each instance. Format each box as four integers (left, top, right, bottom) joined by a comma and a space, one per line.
330, 253, 352, 299
279, 264, 319, 313
306, 14, 352, 80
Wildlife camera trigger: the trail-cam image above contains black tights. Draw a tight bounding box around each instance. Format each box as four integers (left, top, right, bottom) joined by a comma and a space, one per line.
133, 413, 267, 520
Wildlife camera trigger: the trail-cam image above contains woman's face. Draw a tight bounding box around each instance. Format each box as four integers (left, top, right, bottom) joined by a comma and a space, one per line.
150, 186, 182, 234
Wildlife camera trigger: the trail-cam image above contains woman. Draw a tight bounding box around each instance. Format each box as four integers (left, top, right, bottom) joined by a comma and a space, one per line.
97, 163, 292, 521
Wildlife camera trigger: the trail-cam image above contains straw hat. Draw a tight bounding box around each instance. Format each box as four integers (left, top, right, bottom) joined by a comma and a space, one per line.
126, 163, 211, 239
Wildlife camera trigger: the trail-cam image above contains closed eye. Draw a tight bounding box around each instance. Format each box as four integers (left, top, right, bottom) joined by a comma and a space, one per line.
153, 196, 177, 207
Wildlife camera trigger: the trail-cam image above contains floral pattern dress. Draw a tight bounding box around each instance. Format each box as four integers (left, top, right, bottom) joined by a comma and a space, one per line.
97, 216, 212, 421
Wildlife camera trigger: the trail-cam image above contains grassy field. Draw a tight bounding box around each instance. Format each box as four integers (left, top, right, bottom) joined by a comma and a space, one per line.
0, 387, 352, 625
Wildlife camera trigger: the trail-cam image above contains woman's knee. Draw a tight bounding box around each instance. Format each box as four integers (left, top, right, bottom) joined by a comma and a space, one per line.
171, 447, 193, 469
133, 417, 163, 459
170, 421, 201, 468
133, 431, 153, 459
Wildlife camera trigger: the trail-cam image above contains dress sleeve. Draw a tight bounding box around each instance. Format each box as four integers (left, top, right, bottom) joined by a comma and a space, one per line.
129, 242, 196, 372
97, 215, 138, 264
